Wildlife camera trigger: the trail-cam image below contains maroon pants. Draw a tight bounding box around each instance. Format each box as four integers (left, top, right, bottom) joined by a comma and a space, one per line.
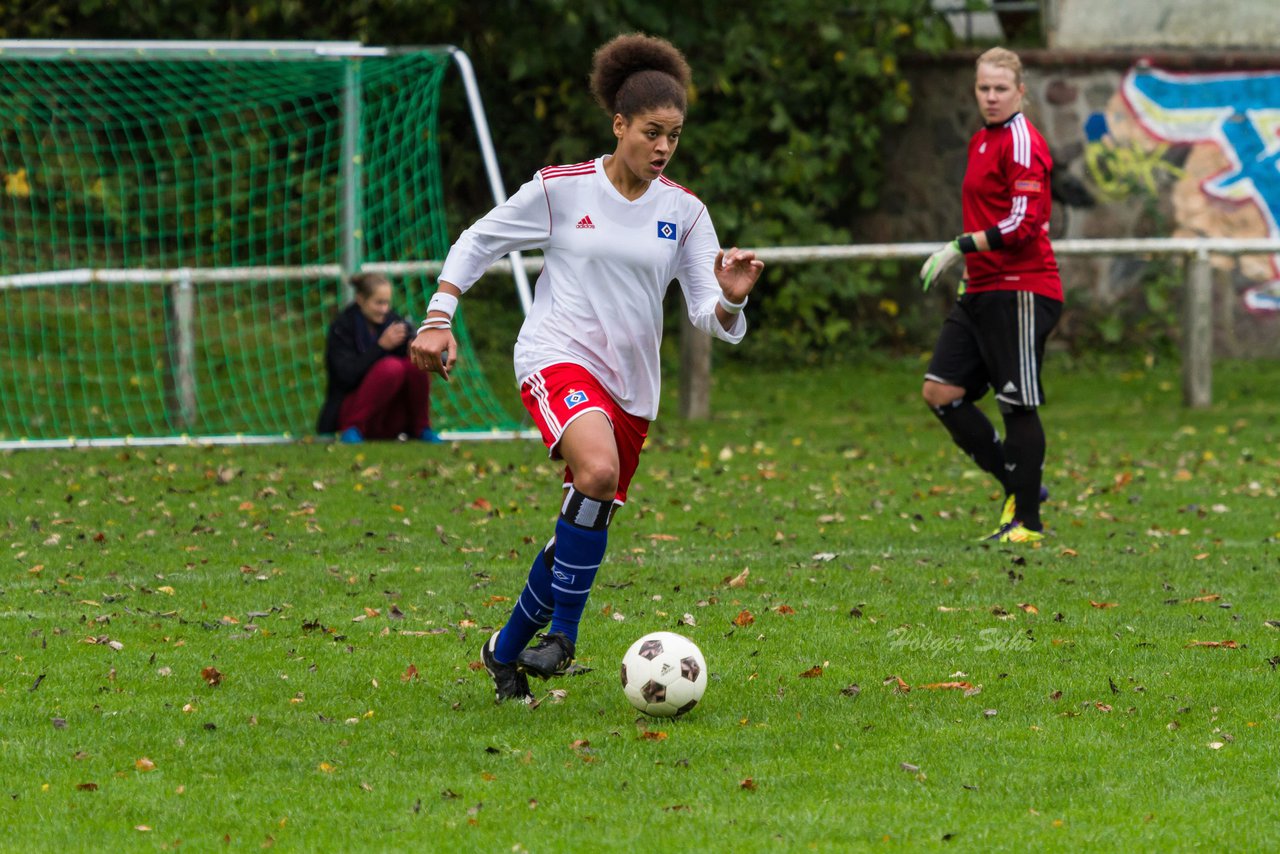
337, 356, 431, 439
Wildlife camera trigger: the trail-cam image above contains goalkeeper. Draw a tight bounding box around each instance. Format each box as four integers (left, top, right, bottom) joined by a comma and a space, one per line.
918, 47, 1063, 544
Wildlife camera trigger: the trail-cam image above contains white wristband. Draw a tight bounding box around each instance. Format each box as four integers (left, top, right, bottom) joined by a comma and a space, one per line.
417, 318, 452, 335
427, 291, 459, 319
718, 292, 747, 315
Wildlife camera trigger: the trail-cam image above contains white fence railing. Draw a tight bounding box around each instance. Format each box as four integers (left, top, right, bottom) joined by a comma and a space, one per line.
2, 237, 1275, 433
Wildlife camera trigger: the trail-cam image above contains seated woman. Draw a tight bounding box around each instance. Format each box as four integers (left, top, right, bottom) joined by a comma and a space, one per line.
317, 272, 442, 443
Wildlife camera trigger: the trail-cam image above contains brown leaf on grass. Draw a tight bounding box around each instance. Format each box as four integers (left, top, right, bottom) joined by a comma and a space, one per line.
481, 596, 511, 608
1017, 603, 1039, 614
1095, 703, 1113, 712
840, 684, 862, 698
799, 665, 823, 678
647, 533, 678, 541
733, 609, 755, 628
200, 666, 223, 687
639, 730, 668, 741
883, 675, 911, 693
1184, 594, 1222, 603
135, 757, 156, 772
1185, 640, 1238, 649
470, 498, 492, 511
1059, 548, 1079, 557
919, 681, 974, 691
739, 778, 757, 791
76, 782, 99, 791
402, 664, 419, 682
775, 604, 796, 615
1089, 601, 1118, 609
725, 568, 749, 588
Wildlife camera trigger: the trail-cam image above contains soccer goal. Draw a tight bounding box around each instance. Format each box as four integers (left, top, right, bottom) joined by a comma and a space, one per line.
0, 40, 532, 448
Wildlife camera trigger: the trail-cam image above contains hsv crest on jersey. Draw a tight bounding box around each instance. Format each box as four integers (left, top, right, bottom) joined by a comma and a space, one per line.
1014, 179, 1042, 193
656, 221, 676, 240
564, 389, 588, 409
576, 215, 595, 229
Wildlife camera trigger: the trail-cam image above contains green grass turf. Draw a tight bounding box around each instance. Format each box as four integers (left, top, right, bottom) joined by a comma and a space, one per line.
2, 357, 1278, 851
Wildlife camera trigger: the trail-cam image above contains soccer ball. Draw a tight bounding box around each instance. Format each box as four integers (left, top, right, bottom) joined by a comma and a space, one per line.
620, 631, 707, 717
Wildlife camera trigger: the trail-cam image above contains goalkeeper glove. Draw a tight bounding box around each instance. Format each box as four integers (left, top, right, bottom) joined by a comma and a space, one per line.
919, 239, 963, 292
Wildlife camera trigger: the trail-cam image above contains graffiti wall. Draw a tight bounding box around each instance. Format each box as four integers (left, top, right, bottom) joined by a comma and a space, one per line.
872, 54, 1280, 357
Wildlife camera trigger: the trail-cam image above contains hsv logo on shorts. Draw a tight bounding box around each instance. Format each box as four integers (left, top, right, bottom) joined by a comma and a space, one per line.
656, 221, 676, 240
576, 215, 595, 229
564, 389, 588, 409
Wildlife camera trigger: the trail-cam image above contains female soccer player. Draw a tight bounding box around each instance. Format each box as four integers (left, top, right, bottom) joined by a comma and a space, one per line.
410, 34, 763, 702
318, 272, 441, 443
918, 47, 1062, 543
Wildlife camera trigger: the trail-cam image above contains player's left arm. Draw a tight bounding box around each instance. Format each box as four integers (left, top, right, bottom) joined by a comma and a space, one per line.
676, 207, 761, 339
965, 146, 1053, 254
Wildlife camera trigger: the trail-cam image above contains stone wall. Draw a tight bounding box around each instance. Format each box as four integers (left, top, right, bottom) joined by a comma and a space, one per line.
863, 51, 1280, 358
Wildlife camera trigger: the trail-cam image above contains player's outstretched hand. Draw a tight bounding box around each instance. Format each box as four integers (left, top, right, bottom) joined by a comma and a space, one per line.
919, 240, 963, 292
410, 328, 455, 382
715, 247, 764, 304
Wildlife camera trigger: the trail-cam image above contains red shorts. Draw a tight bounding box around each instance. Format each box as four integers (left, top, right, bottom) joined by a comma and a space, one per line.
520, 363, 649, 505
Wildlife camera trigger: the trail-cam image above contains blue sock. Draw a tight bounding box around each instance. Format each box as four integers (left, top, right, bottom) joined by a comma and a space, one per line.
547, 488, 611, 644
493, 539, 555, 664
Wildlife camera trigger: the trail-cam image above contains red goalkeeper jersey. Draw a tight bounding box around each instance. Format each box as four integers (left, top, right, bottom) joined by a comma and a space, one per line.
960, 112, 1063, 301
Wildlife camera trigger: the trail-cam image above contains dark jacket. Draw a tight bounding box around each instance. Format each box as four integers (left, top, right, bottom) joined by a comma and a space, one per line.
316, 303, 413, 434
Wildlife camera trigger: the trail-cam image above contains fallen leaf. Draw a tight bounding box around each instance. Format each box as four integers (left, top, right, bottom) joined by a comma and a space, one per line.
799, 665, 823, 678
402, 664, 419, 682
1185, 640, 1238, 649
1089, 601, 1118, 609
725, 568, 749, 588
76, 782, 98, 791
900, 762, 920, 773
919, 681, 973, 691
884, 675, 911, 693
739, 778, 757, 791
135, 757, 156, 772
1185, 594, 1222, 603
200, 666, 223, 687
732, 609, 754, 628
639, 730, 668, 741
775, 604, 796, 615
1017, 603, 1039, 614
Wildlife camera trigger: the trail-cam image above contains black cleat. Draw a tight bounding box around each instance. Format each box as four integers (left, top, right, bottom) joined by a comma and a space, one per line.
481, 631, 533, 704
516, 632, 576, 679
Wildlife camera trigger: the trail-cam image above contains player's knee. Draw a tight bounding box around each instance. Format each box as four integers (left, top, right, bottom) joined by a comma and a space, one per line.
571, 460, 619, 500
922, 382, 962, 410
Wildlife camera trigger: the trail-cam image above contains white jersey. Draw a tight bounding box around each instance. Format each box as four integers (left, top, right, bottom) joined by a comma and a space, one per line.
438, 155, 746, 420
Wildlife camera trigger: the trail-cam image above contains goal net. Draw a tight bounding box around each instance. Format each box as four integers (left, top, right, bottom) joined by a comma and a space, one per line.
0, 41, 527, 446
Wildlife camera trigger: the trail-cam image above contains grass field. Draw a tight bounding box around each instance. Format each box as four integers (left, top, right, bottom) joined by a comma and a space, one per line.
2, 357, 1278, 851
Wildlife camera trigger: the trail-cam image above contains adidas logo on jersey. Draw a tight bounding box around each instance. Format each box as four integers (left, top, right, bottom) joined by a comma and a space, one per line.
576, 215, 595, 229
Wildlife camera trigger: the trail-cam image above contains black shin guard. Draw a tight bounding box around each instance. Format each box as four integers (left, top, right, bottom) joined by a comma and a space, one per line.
932, 399, 1008, 490
1001, 407, 1046, 530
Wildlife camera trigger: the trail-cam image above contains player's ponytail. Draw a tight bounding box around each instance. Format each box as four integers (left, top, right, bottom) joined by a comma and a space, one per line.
590, 33, 692, 118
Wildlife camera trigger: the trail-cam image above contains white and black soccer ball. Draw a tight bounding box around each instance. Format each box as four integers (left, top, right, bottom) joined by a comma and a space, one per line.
620, 631, 707, 717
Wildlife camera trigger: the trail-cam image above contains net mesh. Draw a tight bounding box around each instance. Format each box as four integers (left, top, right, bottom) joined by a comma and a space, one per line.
0, 47, 523, 442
